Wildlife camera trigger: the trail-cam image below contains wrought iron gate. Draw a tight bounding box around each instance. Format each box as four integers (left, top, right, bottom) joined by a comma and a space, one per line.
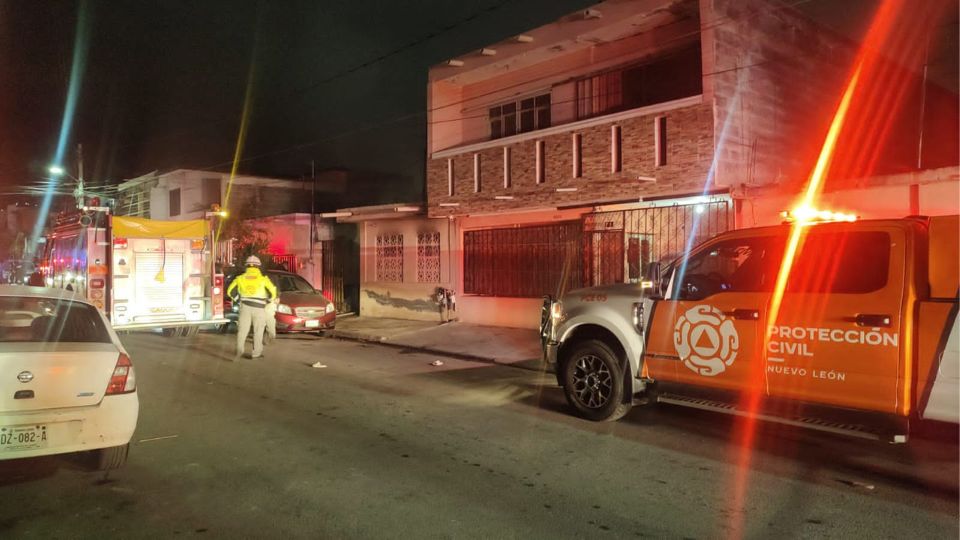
581, 200, 732, 287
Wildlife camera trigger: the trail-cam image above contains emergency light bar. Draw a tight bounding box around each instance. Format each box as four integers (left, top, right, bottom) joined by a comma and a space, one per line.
781, 206, 858, 224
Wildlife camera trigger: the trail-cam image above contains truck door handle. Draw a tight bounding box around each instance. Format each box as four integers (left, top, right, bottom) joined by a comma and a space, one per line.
726, 309, 759, 320
854, 314, 892, 328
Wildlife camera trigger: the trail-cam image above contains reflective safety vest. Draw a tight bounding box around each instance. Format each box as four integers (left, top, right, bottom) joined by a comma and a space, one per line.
227, 267, 277, 308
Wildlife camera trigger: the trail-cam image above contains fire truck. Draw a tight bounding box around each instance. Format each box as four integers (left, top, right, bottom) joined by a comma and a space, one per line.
41, 210, 227, 336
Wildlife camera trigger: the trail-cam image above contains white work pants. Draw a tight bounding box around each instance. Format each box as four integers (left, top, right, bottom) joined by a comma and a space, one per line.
265, 301, 277, 339
237, 304, 268, 357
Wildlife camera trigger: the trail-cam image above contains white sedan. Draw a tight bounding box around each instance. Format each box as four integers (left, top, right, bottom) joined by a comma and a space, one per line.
0, 286, 138, 470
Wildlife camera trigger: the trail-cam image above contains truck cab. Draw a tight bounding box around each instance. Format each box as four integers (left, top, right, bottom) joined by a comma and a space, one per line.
541, 214, 959, 441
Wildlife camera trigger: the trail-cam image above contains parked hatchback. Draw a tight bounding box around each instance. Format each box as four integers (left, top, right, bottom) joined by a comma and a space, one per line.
224, 270, 336, 334
0, 286, 139, 470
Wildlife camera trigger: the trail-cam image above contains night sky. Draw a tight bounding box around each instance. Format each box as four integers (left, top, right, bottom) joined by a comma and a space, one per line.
0, 0, 593, 200
0, 0, 956, 203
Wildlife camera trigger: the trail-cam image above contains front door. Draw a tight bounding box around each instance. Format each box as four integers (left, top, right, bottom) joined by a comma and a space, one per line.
766, 225, 906, 414
644, 235, 782, 391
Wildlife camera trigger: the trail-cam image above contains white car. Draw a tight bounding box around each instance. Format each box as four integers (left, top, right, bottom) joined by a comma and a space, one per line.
0, 285, 139, 470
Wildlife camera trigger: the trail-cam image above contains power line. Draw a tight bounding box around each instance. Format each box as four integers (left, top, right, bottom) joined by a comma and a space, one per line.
110, 0, 521, 154
178, 0, 823, 172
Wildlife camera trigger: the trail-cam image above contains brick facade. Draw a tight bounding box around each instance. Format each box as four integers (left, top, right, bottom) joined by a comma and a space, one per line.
427, 102, 714, 217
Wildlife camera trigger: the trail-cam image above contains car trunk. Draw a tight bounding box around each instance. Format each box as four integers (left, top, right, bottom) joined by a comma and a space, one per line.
0, 342, 119, 413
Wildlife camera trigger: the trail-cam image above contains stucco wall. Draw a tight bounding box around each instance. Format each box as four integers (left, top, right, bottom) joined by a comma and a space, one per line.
357, 217, 456, 320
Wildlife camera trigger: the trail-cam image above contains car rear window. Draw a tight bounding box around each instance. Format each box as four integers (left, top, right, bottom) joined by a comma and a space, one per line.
0, 297, 113, 343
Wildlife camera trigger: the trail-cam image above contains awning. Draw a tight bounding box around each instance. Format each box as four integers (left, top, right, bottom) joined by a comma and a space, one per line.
112, 216, 208, 239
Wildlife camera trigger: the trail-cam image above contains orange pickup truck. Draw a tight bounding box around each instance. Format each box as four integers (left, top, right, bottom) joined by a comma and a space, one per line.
542, 214, 958, 442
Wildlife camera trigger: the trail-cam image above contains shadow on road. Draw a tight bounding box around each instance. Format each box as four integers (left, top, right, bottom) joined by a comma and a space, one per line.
412, 362, 960, 504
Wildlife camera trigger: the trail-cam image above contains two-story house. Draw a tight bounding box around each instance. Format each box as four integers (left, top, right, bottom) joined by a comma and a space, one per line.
348, 0, 958, 328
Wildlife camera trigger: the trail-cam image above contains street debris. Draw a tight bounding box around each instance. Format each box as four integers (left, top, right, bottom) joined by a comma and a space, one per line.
311, 361, 328, 368
837, 478, 875, 490
138, 434, 179, 444
430, 360, 444, 367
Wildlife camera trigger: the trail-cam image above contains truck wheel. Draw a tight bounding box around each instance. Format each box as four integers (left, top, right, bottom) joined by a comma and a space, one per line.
96, 443, 129, 470
561, 339, 631, 422
184, 326, 199, 338
161, 327, 178, 338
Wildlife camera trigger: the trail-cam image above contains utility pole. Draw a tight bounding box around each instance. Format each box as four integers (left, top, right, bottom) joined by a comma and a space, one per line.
74, 143, 85, 209
310, 160, 316, 262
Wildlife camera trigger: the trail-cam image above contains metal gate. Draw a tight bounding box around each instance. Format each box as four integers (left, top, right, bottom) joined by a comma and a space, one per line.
582, 200, 732, 287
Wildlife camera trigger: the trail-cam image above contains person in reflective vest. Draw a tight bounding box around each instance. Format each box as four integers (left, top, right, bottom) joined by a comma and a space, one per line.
227, 255, 278, 359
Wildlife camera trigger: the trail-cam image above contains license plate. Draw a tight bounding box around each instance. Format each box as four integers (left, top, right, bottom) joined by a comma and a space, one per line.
0, 425, 48, 451
305, 320, 320, 328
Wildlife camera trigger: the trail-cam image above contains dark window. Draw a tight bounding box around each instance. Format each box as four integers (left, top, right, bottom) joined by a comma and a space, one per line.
0, 298, 112, 343
672, 230, 891, 300
464, 222, 581, 297
489, 93, 550, 139
788, 232, 890, 294
577, 42, 702, 120
674, 236, 782, 301
169, 188, 181, 217
201, 178, 221, 207
489, 107, 502, 139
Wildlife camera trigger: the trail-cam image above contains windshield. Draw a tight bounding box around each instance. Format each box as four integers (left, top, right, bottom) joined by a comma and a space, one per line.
272, 273, 316, 293
0, 297, 112, 343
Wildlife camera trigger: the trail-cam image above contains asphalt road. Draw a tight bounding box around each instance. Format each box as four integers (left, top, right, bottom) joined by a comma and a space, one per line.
1, 332, 957, 539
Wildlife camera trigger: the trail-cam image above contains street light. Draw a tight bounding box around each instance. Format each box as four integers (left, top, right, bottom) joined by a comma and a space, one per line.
48, 165, 65, 176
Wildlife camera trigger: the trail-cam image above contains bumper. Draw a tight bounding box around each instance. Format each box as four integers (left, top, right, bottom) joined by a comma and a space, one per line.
543, 340, 559, 365
540, 296, 558, 364
276, 312, 336, 332
0, 392, 139, 461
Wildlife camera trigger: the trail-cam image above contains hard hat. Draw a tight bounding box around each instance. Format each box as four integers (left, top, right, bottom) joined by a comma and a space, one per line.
245, 255, 262, 267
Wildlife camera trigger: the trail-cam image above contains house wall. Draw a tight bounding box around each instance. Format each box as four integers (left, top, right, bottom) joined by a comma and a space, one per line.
248, 213, 324, 287
357, 217, 456, 321
427, 100, 715, 217
704, 0, 854, 192
145, 170, 312, 221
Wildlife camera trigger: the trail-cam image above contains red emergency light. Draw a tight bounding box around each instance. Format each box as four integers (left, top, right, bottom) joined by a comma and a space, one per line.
113, 237, 128, 250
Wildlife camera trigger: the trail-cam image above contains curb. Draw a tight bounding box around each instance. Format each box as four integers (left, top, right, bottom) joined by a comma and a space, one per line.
325, 332, 553, 374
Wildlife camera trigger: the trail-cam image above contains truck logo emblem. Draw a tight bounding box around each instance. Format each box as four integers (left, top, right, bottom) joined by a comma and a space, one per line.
17, 371, 34, 383
674, 305, 739, 377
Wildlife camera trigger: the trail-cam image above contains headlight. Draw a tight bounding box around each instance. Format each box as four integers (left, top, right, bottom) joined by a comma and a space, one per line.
550, 301, 563, 320
325, 303, 335, 314
277, 303, 293, 315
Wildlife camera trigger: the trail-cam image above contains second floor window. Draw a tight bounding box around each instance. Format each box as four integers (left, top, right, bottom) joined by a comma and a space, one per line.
169, 188, 181, 217
576, 42, 702, 120
490, 93, 550, 139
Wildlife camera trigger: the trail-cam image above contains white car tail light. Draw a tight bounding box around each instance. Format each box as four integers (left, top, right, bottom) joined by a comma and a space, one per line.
106, 353, 137, 395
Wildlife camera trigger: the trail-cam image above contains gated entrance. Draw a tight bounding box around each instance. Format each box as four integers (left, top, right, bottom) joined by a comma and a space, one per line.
581, 200, 732, 288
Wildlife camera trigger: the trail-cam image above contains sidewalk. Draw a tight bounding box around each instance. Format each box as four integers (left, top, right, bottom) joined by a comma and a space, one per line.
328, 316, 546, 371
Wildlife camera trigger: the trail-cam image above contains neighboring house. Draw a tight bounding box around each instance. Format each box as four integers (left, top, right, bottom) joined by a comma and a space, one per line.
115, 169, 314, 221
334, 203, 450, 322
115, 168, 366, 313
367, 0, 956, 328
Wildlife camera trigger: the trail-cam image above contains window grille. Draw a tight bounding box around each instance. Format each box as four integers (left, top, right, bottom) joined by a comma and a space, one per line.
463, 222, 581, 297
416, 232, 441, 283
376, 234, 404, 282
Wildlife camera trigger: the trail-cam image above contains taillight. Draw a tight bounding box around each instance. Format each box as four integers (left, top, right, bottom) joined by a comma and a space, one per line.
105, 353, 136, 395
213, 274, 224, 317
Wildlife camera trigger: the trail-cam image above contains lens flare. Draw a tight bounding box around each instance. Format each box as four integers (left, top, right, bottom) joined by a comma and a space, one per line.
30, 2, 91, 255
